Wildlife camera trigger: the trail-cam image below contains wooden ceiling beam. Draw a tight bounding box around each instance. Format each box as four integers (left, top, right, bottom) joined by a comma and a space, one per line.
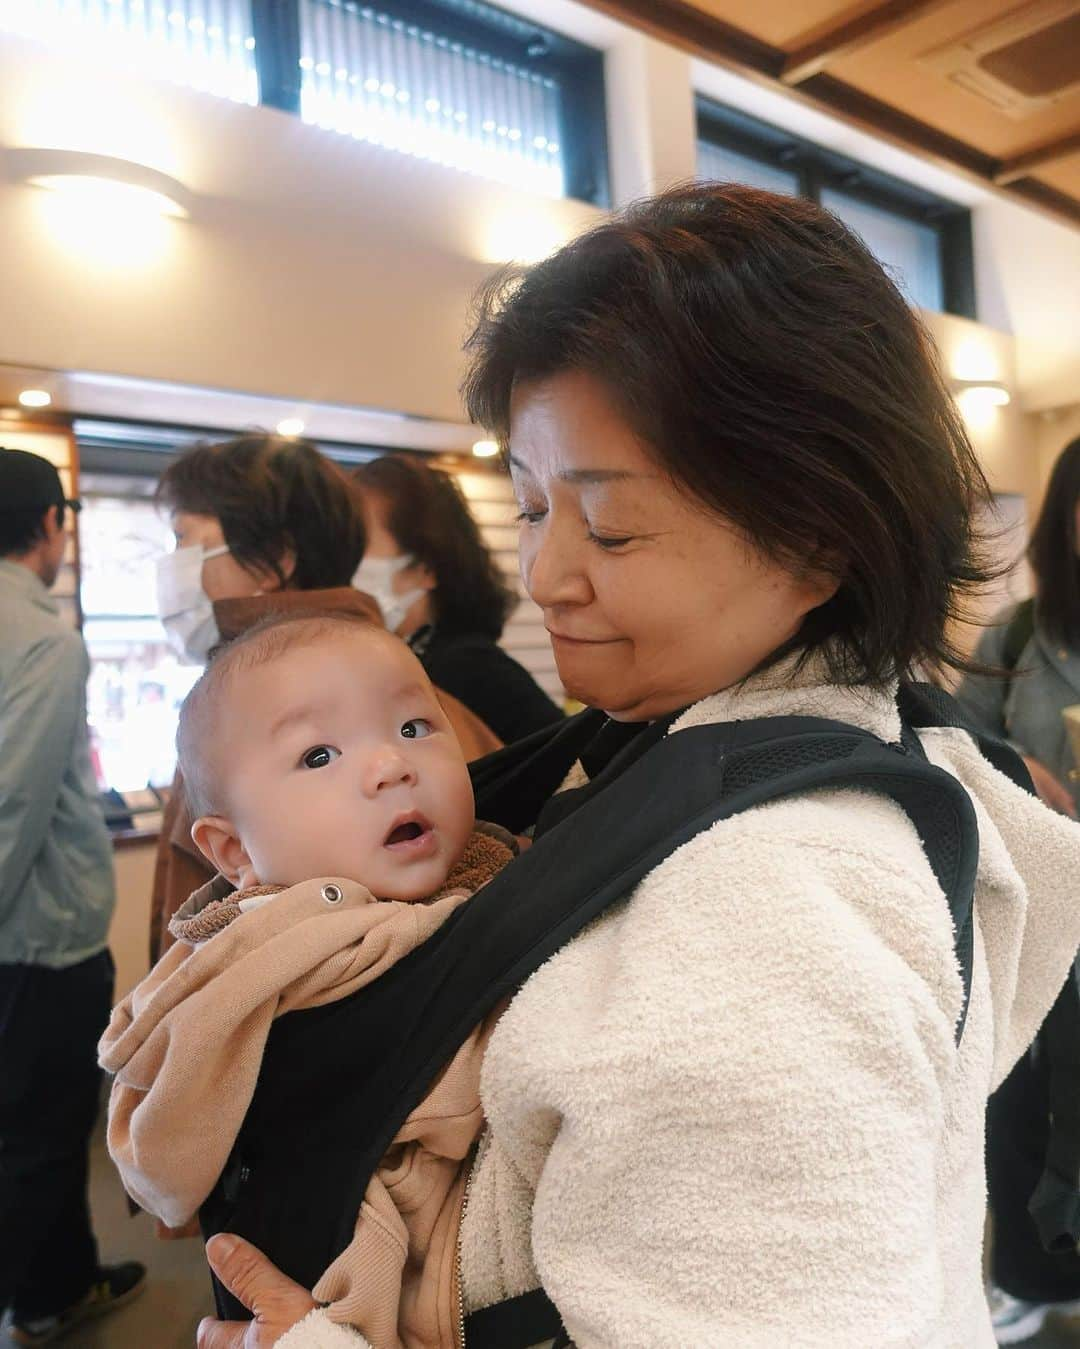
782, 0, 956, 86
580, 0, 1080, 230
995, 131, 1080, 186
581, 0, 782, 76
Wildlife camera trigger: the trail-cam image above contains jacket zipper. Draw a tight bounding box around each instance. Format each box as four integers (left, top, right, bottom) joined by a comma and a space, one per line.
456, 1139, 482, 1349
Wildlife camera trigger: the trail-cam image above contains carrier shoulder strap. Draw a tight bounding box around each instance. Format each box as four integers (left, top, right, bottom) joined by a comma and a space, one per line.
898, 679, 1036, 795
454, 711, 982, 1347
334, 714, 979, 1252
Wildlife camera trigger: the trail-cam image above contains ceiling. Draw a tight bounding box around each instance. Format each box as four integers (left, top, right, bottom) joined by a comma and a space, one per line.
582, 0, 1080, 227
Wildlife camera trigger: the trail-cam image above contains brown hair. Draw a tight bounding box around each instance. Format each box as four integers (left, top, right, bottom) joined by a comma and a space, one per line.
354, 455, 516, 639
177, 610, 383, 818
1030, 437, 1080, 651
157, 434, 366, 591
463, 183, 996, 686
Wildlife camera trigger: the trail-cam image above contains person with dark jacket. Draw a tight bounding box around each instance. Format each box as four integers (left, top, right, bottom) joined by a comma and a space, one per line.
957, 436, 1080, 1342
352, 454, 562, 744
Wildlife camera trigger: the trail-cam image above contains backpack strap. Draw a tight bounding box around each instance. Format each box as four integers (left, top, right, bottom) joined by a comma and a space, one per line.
898, 679, 1036, 795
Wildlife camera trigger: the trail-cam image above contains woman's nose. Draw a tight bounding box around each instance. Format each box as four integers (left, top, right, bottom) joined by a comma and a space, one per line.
363, 747, 418, 795
522, 521, 591, 610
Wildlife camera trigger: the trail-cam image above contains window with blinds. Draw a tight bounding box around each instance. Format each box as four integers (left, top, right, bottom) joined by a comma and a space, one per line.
696, 96, 974, 318
3, 0, 258, 103
697, 140, 798, 197
298, 0, 564, 196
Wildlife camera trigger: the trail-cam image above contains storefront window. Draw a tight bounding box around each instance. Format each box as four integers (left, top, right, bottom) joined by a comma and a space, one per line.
80, 493, 198, 793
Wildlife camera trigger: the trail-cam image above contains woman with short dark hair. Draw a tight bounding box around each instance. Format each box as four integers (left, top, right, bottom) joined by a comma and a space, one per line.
353, 454, 562, 742
196, 186, 1080, 1349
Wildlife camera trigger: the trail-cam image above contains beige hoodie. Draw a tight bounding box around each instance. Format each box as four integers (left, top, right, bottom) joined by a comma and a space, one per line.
100, 829, 513, 1349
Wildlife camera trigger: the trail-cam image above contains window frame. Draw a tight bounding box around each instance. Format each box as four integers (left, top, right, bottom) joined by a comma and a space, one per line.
696, 96, 976, 319
253, 0, 609, 205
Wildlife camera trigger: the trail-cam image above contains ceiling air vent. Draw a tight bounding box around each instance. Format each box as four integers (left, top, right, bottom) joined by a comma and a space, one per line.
920, 0, 1080, 119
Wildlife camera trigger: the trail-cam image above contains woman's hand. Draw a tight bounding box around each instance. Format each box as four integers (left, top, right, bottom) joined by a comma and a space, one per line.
1022, 756, 1077, 818
196, 1235, 317, 1348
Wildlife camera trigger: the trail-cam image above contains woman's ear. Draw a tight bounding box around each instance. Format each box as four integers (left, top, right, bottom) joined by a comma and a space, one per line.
191, 816, 257, 887
277, 546, 298, 587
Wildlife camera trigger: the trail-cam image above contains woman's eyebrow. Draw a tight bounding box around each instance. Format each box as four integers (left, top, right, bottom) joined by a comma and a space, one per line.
508, 455, 646, 485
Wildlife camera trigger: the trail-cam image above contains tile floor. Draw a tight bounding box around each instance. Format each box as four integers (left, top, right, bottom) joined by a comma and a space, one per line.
1, 1107, 213, 1349
4, 1109, 1080, 1347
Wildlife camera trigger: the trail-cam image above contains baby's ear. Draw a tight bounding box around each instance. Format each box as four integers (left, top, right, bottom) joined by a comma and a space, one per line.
191, 816, 254, 887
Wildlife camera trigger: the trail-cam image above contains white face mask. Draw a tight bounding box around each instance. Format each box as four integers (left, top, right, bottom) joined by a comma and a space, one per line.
155, 543, 229, 665
352, 554, 427, 635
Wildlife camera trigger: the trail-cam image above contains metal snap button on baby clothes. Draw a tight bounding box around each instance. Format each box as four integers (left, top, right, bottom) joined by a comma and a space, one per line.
321, 883, 343, 905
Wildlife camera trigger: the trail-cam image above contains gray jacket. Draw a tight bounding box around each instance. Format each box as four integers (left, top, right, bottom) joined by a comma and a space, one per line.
0, 559, 115, 966
955, 601, 1080, 811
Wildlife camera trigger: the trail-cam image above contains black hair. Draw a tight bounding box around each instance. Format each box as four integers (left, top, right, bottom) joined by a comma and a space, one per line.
1030, 437, 1080, 650
156, 435, 366, 590
353, 455, 516, 640
463, 182, 996, 685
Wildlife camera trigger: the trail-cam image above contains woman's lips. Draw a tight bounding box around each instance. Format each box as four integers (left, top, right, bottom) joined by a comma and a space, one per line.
547, 631, 622, 646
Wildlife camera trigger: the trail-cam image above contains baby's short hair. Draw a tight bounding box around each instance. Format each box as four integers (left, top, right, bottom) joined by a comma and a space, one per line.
176, 610, 383, 820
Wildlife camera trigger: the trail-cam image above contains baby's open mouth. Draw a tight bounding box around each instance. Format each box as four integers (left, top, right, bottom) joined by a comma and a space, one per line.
383, 813, 433, 847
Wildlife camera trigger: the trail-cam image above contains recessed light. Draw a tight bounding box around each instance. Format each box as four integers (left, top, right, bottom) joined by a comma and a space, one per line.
953, 380, 1011, 409
472, 439, 499, 458
276, 418, 305, 437
18, 389, 52, 408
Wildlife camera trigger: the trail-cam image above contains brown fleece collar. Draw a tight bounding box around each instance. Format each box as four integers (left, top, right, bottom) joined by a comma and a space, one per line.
168, 826, 515, 946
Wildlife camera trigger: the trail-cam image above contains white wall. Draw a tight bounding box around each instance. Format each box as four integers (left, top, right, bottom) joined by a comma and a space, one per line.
0, 32, 600, 422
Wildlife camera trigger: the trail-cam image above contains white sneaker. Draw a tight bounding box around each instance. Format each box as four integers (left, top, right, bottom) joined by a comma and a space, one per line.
988, 1284, 1080, 1345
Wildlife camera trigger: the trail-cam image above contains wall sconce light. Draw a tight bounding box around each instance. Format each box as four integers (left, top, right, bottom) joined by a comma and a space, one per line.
472, 439, 499, 458
4, 147, 194, 218
952, 379, 1011, 409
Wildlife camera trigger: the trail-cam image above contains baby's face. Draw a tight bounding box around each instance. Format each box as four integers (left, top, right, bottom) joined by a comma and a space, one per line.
215, 630, 475, 897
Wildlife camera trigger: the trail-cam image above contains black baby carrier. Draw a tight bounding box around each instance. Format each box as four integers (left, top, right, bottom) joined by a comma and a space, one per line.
200, 682, 1032, 1344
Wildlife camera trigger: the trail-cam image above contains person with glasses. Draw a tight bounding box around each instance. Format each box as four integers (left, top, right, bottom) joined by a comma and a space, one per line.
0, 447, 145, 1345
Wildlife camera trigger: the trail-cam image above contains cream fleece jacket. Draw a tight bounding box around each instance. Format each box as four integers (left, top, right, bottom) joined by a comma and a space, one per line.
279, 662, 1080, 1349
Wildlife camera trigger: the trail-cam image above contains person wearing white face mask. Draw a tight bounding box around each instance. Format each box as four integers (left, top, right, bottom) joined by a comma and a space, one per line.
155, 541, 231, 666
147, 435, 500, 974
353, 455, 562, 744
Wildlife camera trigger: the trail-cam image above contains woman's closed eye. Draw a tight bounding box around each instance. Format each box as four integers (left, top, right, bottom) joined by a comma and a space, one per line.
301, 745, 341, 770
516, 505, 633, 549
400, 718, 434, 740
588, 530, 634, 551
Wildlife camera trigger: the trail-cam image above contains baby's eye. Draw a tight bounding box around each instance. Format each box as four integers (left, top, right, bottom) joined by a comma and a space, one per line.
400, 719, 434, 740
301, 745, 341, 769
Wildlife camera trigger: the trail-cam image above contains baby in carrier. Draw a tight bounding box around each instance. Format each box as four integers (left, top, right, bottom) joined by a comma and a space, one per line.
99, 611, 515, 1347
